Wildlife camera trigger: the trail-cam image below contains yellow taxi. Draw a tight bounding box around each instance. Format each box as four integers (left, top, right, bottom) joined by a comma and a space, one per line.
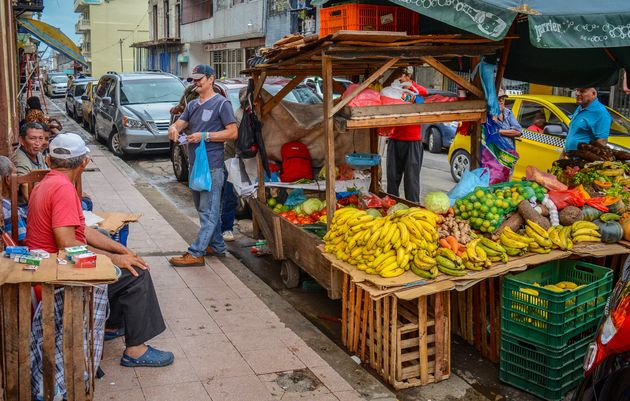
447, 94, 630, 181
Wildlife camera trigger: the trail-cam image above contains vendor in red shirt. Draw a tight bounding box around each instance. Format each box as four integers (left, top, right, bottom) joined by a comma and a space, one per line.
26, 133, 174, 368
386, 67, 428, 203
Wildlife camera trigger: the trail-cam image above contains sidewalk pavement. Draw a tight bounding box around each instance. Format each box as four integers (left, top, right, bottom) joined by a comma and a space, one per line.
85, 146, 387, 401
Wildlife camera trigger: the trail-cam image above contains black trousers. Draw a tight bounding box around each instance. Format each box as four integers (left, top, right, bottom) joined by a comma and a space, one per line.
386, 139, 423, 203
106, 268, 166, 347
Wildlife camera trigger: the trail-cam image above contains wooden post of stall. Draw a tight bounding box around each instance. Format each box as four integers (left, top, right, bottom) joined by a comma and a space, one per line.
369, 128, 379, 193
252, 73, 266, 238
322, 54, 336, 228
470, 57, 482, 169
495, 24, 516, 91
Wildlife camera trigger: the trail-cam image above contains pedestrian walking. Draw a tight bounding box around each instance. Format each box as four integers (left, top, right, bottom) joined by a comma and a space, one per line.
386, 67, 428, 203
167, 65, 238, 266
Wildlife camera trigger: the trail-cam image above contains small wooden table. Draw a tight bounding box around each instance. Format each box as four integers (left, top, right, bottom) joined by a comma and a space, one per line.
0, 255, 117, 401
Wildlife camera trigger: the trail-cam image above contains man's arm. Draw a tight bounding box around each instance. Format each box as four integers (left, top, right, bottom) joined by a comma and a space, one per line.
499, 129, 522, 137
168, 119, 188, 141
186, 123, 238, 143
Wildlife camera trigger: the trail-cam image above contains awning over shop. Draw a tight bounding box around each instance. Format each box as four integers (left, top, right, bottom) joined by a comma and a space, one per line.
311, 0, 630, 87
17, 17, 86, 66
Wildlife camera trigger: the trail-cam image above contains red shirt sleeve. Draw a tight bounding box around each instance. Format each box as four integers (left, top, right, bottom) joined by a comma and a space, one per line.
50, 185, 83, 229
412, 82, 428, 96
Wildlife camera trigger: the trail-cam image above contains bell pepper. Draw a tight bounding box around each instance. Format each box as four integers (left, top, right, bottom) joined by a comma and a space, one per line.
584, 197, 609, 212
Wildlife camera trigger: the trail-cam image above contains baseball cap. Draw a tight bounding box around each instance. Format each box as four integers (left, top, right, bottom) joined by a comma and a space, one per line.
49, 133, 90, 159
188, 64, 216, 82
497, 88, 507, 98
404, 66, 414, 75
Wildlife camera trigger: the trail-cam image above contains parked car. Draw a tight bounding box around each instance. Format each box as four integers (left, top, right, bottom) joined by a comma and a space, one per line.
92, 71, 185, 157
447, 94, 630, 182
572, 257, 630, 401
421, 90, 460, 153
170, 77, 323, 182
44, 73, 69, 98
303, 76, 352, 99
65, 77, 96, 122
81, 81, 98, 132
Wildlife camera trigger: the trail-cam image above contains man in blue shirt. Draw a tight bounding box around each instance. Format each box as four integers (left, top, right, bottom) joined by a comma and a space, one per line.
495, 89, 522, 145
167, 65, 238, 267
565, 88, 612, 152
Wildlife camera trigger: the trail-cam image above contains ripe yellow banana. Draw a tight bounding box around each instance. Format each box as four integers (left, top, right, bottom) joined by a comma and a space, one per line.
500, 233, 529, 249
526, 220, 549, 238
572, 221, 599, 232
380, 267, 405, 278
398, 222, 409, 247
503, 227, 535, 243
573, 235, 601, 243
572, 228, 601, 238
480, 237, 506, 254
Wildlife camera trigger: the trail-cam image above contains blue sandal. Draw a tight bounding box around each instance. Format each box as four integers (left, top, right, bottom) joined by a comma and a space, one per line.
120, 346, 174, 367
104, 328, 125, 341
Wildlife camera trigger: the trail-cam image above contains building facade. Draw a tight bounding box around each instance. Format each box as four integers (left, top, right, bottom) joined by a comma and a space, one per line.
132, 0, 185, 77
179, 0, 265, 78
74, 0, 149, 78
266, 0, 316, 46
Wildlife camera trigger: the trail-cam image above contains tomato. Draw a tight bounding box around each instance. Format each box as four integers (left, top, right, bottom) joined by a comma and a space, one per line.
290, 218, 299, 224
280, 212, 288, 218
311, 212, 321, 220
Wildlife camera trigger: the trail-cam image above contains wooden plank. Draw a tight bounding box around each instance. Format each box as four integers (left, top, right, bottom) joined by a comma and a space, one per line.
63, 288, 75, 401
450, 292, 459, 335
322, 54, 336, 229
272, 216, 284, 260
252, 71, 267, 100
360, 291, 369, 360
396, 327, 403, 382
368, 293, 375, 369
342, 100, 486, 119
326, 43, 502, 57
480, 281, 488, 359
2, 285, 18, 400
418, 296, 428, 385
376, 298, 382, 370
420, 56, 484, 99
353, 287, 363, 353
262, 75, 306, 116
369, 128, 379, 193
343, 111, 486, 129
341, 275, 348, 347
445, 291, 451, 375
72, 288, 86, 401
330, 30, 412, 43
42, 285, 56, 401
471, 122, 482, 169
348, 280, 355, 353
434, 292, 445, 381
331, 57, 400, 116
473, 287, 481, 350
328, 268, 343, 300
466, 288, 473, 345
390, 297, 397, 384
383, 296, 390, 379
457, 291, 467, 340
18, 284, 31, 401
489, 277, 498, 363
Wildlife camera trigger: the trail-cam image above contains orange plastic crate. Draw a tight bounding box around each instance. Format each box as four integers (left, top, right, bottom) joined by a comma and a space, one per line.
319, 3, 420, 36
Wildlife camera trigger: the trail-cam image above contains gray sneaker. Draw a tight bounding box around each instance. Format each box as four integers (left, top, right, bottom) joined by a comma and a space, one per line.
222, 230, 235, 242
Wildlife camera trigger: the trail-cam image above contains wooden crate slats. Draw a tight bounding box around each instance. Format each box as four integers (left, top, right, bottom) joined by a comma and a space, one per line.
341, 275, 348, 347
360, 291, 369, 361
2, 285, 18, 400
63, 287, 75, 401
18, 283, 31, 401
417, 296, 429, 384
42, 285, 56, 401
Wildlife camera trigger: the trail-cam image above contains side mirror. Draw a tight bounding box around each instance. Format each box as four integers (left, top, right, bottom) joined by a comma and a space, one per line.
102, 97, 112, 105
543, 124, 566, 136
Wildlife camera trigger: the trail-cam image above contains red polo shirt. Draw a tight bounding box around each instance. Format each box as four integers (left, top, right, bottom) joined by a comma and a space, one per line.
25, 170, 86, 253
389, 81, 428, 141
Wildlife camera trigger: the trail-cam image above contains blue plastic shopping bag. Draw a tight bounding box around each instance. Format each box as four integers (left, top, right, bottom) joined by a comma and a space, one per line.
189, 140, 212, 192
447, 168, 490, 206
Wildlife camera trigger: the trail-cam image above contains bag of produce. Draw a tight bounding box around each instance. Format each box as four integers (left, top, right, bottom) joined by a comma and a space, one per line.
526, 165, 568, 191
548, 188, 587, 210
343, 84, 381, 107
447, 168, 490, 206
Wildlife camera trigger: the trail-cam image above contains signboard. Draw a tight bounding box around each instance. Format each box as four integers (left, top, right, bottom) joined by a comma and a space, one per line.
204, 42, 240, 51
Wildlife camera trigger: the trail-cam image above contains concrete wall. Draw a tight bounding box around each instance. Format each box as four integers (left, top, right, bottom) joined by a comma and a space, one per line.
184, 42, 206, 76
265, 12, 290, 46
180, 0, 264, 44
87, 0, 149, 78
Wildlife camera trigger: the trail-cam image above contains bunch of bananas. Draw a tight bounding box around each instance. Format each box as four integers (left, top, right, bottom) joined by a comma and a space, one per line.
323, 207, 439, 278
549, 225, 574, 250
570, 221, 601, 243
435, 247, 467, 276
499, 227, 534, 256
463, 238, 492, 271
476, 236, 509, 263
523, 220, 554, 254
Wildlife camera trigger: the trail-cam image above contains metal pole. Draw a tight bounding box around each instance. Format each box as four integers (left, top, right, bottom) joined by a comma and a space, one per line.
119, 38, 124, 72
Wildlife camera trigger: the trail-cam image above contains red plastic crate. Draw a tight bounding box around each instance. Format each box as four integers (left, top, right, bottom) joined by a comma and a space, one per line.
319, 3, 420, 36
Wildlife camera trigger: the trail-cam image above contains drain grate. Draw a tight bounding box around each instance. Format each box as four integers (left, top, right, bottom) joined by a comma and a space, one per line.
275, 369, 323, 393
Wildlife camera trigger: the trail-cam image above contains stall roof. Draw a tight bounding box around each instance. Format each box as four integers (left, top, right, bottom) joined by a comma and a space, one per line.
17, 17, 86, 67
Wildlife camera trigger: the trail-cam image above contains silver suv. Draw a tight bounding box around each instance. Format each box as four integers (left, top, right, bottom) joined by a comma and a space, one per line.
93, 71, 185, 157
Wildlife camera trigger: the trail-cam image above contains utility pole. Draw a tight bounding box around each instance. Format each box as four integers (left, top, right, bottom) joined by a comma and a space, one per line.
119, 38, 124, 72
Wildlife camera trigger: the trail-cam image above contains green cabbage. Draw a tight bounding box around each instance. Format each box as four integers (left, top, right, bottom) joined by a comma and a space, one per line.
302, 198, 324, 215
424, 192, 450, 214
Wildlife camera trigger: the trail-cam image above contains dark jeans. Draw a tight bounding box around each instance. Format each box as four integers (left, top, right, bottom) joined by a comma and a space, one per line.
221, 170, 238, 232
386, 139, 423, 203
106, 268, 166, 347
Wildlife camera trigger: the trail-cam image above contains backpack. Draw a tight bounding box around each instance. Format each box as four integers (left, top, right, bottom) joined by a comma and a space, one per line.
280, 141, 313, 182
236, 82, 262, 159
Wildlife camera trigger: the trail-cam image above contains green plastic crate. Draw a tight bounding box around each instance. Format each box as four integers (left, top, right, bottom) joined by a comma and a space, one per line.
501, 259, 612, 348
499, 333, 592, 401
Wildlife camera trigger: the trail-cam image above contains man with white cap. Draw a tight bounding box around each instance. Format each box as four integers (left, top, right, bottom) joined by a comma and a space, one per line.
26, 133, 173, 369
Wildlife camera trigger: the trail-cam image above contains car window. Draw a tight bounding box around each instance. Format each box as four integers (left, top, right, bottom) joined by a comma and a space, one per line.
50, 76, 68, 84
95, 78, 111, 97
517, 101, 546, 129
119, 78, 184, 105
504, 99, 515, 110
74, 84, 88, 96
227, 89, 243, 110
556, 102, 629, 135
106, 80, 117, 102
264, 84, 322, 104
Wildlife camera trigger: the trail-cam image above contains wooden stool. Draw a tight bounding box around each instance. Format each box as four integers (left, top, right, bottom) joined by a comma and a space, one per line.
0, 283, 96, 401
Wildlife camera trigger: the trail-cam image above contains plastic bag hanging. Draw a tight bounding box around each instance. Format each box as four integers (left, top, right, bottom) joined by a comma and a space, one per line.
189, 139, 212, 192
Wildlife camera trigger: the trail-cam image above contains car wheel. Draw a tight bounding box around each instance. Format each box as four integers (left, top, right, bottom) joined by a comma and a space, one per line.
171, 144, 189, 182
450, 149, 471, 183
107, 129, 125, 158
74, 107, 81, 122
428, 126, 443, 153
66, 103, 71, 117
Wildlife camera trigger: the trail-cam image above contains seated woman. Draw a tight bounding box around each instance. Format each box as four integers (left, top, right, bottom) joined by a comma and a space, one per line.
527, 112, 546, 133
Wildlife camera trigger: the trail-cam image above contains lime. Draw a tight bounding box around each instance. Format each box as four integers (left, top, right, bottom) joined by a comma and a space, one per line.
461, 212, 469, 219
282, 205, 290, 212
475, 189, 484, 198
490, 206, 498, 214
472, 210, 479, 218
482, 220, 490, 228
480, 205, 489, 213
473, 201, 481, 209
267, 198, 278, 207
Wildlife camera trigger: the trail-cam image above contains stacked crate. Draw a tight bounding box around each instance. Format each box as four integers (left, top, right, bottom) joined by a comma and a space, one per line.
319, 3, 420, 36
500, 260, 613, 401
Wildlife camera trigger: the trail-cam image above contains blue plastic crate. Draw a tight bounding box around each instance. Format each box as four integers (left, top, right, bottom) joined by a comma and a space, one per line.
111, 224, 129, 246
345, 153, 380, 169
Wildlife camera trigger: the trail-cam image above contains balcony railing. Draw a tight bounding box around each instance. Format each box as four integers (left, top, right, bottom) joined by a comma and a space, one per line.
75, 18, 90, 33
13, 0, 44, 13
73, 0, 102, 12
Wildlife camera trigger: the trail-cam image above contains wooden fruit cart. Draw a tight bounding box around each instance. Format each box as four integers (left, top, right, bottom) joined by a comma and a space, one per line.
243, 30, 496, 299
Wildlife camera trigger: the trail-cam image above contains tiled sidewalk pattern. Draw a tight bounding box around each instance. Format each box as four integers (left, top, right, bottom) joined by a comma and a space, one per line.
85, 148, 366, 401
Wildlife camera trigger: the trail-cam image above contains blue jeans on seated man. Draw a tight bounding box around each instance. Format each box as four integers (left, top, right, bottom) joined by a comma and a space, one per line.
188, 168, 225, 257
221, 170, 238, 233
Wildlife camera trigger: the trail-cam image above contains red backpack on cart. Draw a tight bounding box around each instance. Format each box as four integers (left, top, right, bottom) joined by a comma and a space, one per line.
280, 141, 313, 182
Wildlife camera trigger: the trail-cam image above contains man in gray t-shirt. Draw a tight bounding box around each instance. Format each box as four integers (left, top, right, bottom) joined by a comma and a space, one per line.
167, 65, 238, 267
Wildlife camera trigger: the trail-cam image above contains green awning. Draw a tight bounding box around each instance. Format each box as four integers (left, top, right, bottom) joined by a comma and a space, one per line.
313, 0, 630, 48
